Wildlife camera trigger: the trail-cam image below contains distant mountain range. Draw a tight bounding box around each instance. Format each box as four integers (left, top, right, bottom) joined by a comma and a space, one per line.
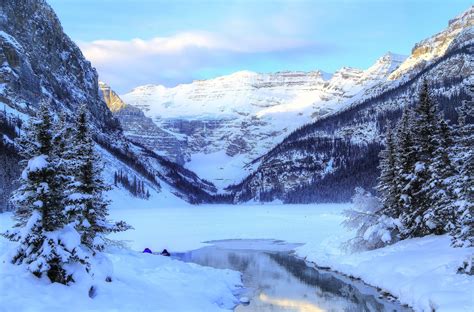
228, 7, 473, 203
1, 0, 472, 208
110, 6, 473, 200
117, 52, 407, 188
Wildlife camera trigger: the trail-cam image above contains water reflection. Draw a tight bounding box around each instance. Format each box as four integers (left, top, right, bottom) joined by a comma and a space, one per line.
176, 240, 412, 312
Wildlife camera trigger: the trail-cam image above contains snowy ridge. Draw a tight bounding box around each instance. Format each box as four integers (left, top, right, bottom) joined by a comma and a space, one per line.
120, 52, 406, 188
389, 5, 473, 80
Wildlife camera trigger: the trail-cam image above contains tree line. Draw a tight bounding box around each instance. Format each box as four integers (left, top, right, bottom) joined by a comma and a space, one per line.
114, 170, 150, 199
344, 81, 473, 272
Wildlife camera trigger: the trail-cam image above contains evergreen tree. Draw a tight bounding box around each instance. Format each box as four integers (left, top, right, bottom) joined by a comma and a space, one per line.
376, 124, 400, 219
343, 187, 398, 251
402, 82, 441, 237
3, 103, 84, 284
345, 81, 473, 251
68, 106, 129, 253
424, 118, 456, 234
394, 108, 416, 238
53, 113, 79, 224
451, 82, 474, 248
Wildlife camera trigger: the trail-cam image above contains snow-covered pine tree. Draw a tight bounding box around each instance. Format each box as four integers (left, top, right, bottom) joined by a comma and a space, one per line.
402, 81, 440, 238
68, 106, 129, 253
53, 112, 78, 222
4, 103, 84, 284
424, 118, 456, 235
344, 124, 405, 251
346, 81, 472, 251
376, 124, 400, 219
342, 187, 399, 251
451, 82, 474, 248
394, 107, 417, 239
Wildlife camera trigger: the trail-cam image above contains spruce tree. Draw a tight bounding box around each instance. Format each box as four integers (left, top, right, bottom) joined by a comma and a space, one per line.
425, 118, 456, 234
403, 82, 440, 237
4, 103, 84, 284
451, 82, 474, 248
394, 108, 417, 238
347, 81, 472, 250
376, 124, 400, 219
68, 106, 129, 253
53, 113, 79, 223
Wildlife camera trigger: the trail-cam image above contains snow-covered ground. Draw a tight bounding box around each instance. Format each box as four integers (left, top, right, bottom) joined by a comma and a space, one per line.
0, 212, 241, 312
1, 201, 473, 311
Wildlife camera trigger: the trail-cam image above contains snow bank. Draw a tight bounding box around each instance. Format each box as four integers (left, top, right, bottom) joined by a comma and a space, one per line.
0, 214, 241, 312
298, 235, 474, 312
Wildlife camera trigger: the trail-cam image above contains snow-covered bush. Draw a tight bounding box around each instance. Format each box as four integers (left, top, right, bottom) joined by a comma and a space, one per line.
343, 187, 400, 251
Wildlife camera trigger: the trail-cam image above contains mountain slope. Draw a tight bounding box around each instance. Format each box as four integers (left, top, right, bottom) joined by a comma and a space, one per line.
228, 6, 474, 203
120, 53, 406, 188
0, 0, 220, 210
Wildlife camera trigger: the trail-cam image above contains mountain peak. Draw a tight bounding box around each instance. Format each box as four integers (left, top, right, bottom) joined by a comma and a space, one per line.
449, 5, 474, 27
99, 81, 127, 113
389, 6, 473, 80
381, 51, 408, 62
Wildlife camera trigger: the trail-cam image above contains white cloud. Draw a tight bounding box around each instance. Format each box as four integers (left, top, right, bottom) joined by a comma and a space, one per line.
80, 31, 312, 61
78, 31, 325, 92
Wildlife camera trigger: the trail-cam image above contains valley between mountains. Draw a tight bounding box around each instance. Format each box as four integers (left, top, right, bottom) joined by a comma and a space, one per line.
102, 6, 473, 202
0, 2, 473, 312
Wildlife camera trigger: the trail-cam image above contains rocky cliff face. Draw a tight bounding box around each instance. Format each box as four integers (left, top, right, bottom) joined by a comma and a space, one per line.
99, 81, 126, 112
99, 81, 189, 165
389, 6, 473, 80
120, 53, 406, 188
0, 0, 117, 130
0, 0, 220, 208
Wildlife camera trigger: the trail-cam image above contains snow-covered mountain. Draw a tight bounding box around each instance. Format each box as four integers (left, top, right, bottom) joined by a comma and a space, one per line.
120, 53, 406, 188
115, 6, 473, 198
228, 6, 474, 203
1, 0, 471, 207
0, 0, 221, 210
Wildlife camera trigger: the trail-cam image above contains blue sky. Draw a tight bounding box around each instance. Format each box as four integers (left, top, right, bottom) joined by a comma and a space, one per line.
48, 0, 472, 93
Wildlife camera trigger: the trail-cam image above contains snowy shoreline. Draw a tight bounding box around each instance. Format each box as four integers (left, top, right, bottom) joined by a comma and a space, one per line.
295, 234, 473, 312
292, 254, 412, 309
107, 202, 474, 312
1, 203, 473, 311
